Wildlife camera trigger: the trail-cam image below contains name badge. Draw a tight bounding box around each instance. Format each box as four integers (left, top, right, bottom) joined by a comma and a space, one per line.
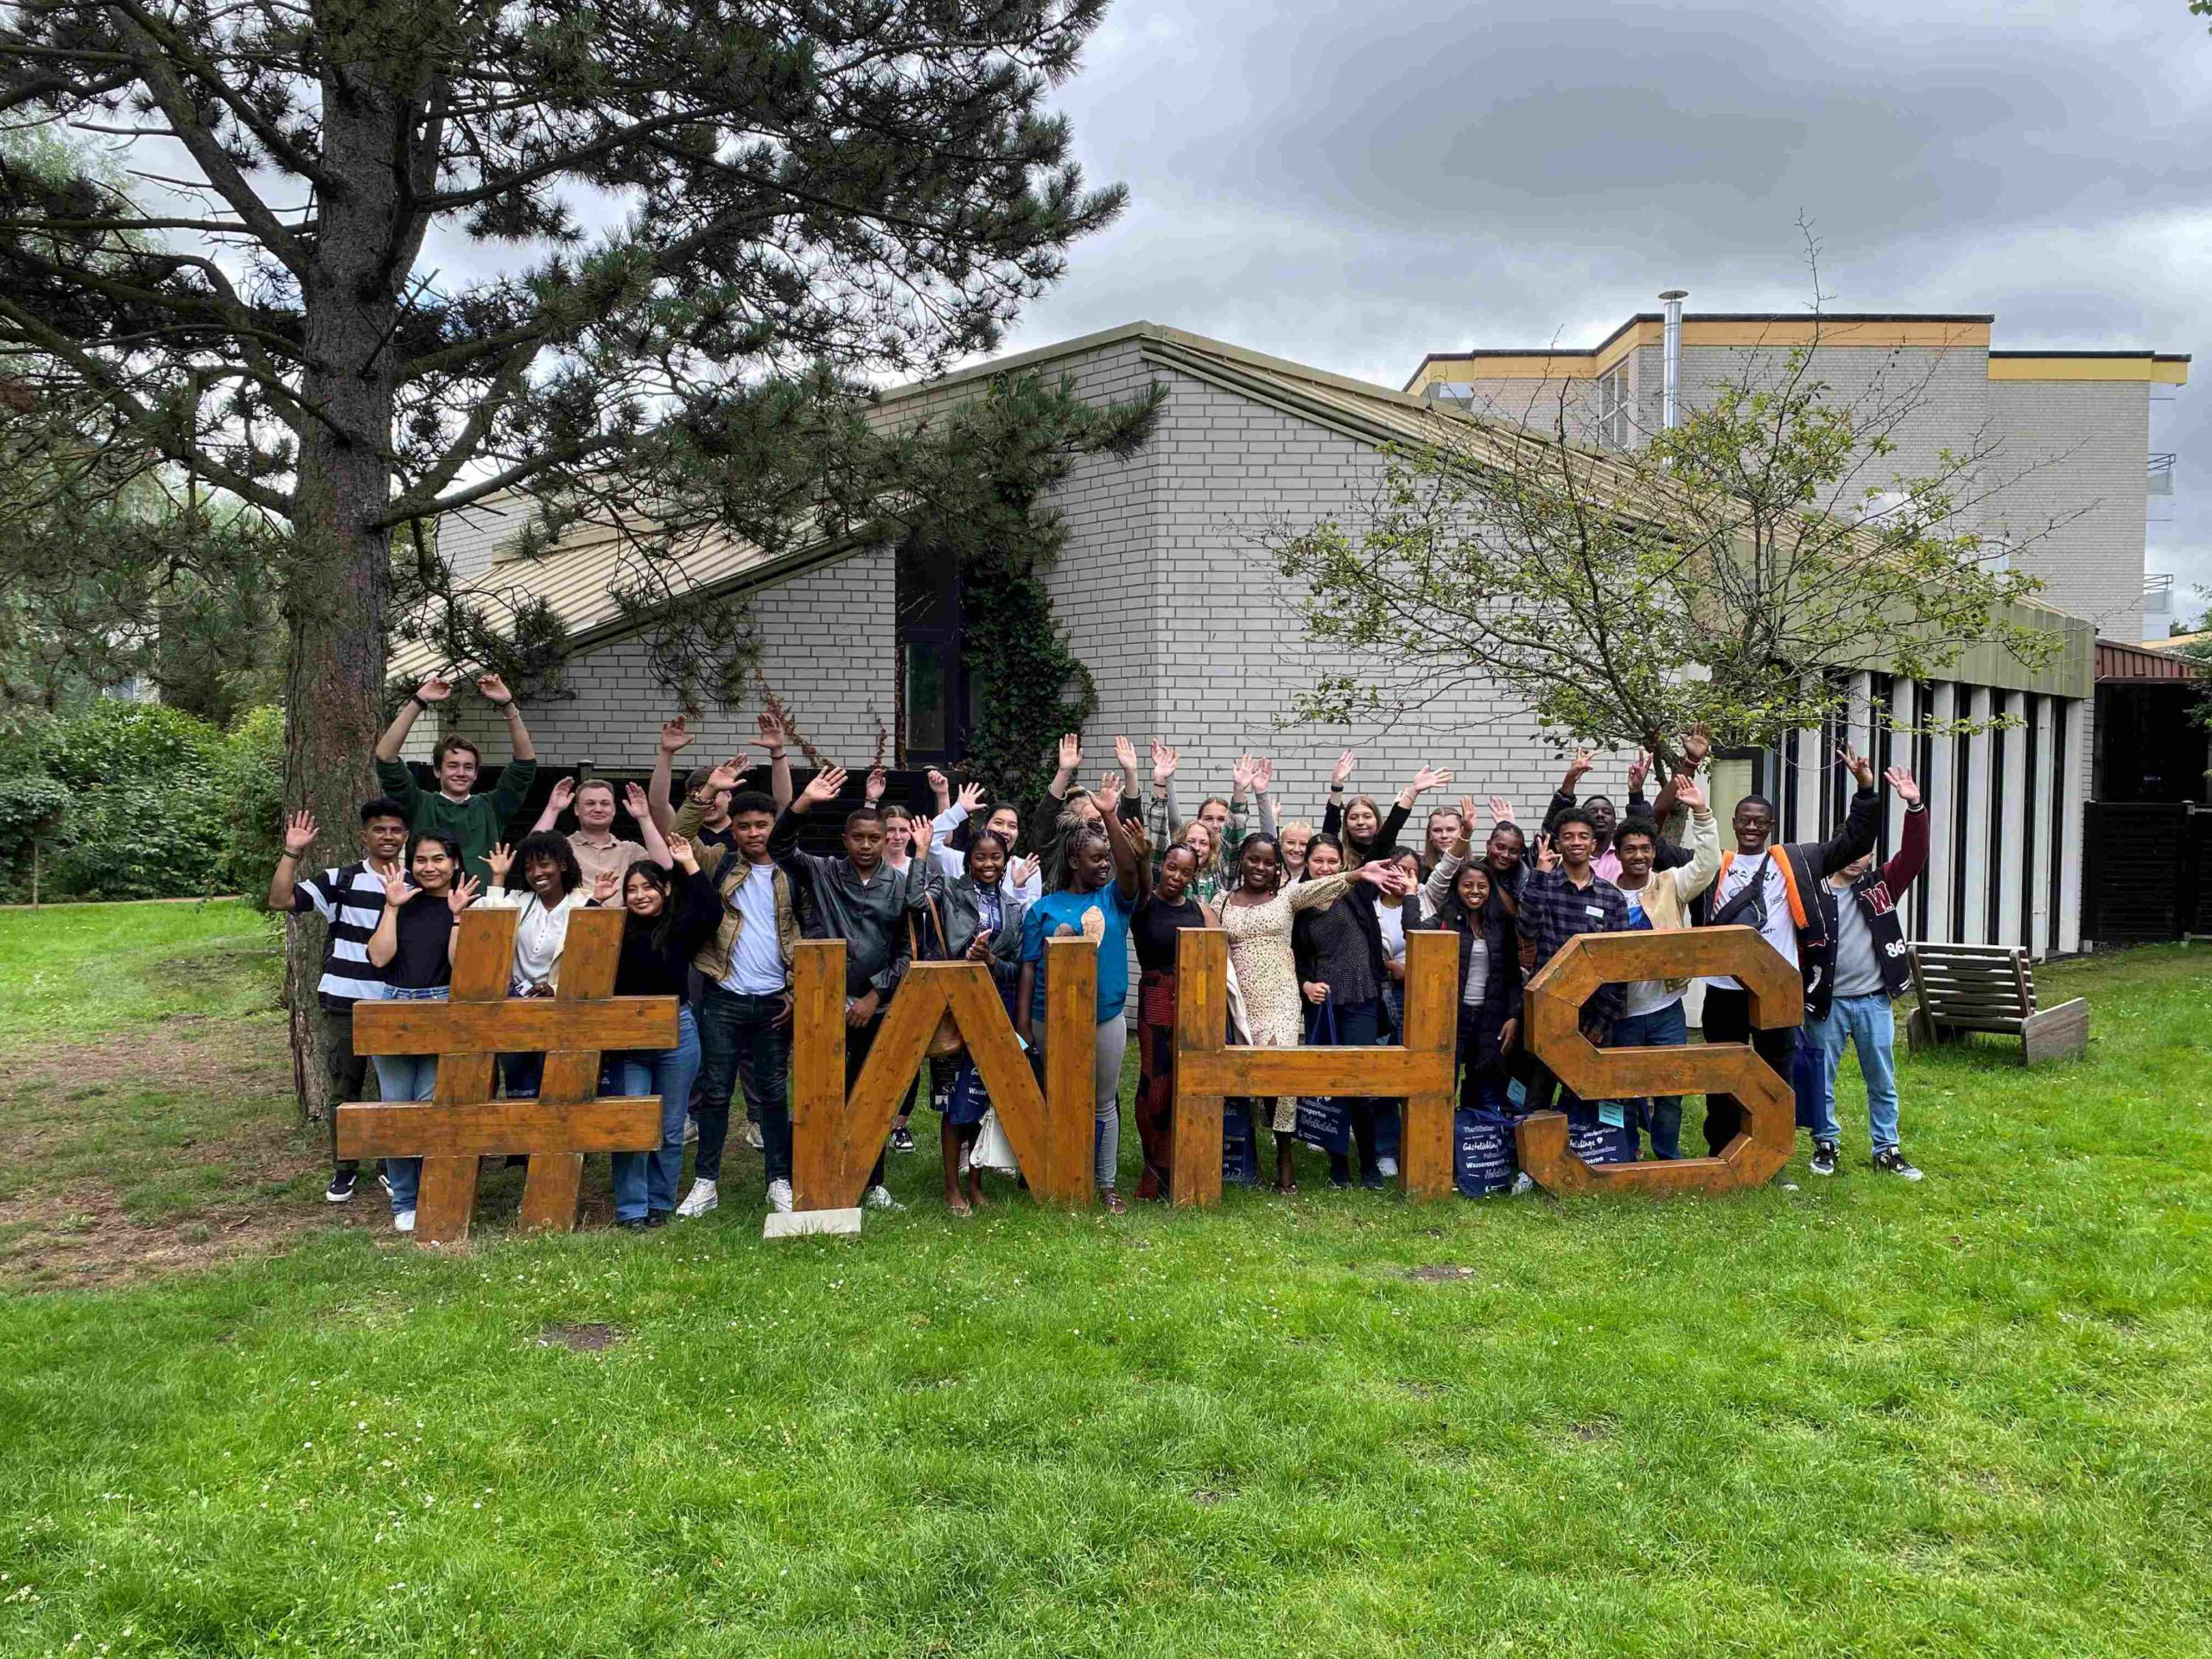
1585, 905, 1607, 919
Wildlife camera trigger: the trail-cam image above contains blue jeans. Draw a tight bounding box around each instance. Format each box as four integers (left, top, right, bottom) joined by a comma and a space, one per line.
607, 1007, 702, 1221
1611, 1000, 1688, 1160
369, 987, 448, 1212
696, 984, 792, 1186
500, 1051, 543, 1100
1800, 994, 1901, 1151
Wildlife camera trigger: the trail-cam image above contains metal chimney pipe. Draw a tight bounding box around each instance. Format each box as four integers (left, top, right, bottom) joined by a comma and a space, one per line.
1660, 289, 1688, 430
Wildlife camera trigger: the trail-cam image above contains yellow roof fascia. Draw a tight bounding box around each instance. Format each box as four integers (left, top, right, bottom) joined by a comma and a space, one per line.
1986, 354, 2189, 384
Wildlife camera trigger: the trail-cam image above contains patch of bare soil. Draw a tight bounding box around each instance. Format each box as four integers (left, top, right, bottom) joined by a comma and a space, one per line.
539, 1321, 625, 1351
1, 1020, 632, 1289
1, 1018, 336, 1289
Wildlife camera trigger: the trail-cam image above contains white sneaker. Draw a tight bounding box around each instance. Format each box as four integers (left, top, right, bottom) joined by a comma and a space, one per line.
1509, 1173, 1536, 1197
743, 1122, 765, 1150
864, 1185, 904, 1211
674, 1179, 719, 1218
393, 1209, 416, 1234
683, 1116, 699, 1146
767, 1179, 793, 1214
1376, 1156, 1399, 1178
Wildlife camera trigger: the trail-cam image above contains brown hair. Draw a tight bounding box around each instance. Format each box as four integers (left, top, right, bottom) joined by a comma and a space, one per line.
431, 734, 480, 766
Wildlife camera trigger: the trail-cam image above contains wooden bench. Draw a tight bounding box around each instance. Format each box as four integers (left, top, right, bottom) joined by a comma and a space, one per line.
1904, 943, 2088, 1064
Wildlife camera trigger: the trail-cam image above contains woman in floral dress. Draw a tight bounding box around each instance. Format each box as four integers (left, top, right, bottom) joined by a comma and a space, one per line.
1217, 833, 1402, 1192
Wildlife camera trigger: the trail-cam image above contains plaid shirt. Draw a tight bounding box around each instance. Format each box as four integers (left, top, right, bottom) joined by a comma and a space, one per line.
1518, 867, 1634, 1029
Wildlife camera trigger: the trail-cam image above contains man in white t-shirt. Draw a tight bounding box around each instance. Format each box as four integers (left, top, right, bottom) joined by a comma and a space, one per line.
673, 779, 799, 1217
1693, 746, 1881, 1157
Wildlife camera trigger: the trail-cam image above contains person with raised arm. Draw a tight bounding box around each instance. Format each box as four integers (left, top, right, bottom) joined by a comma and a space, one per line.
1796, 766, 1931, 1181
1016, 768, 1143, 1212
593, 834, 720, 1230
530, 776, 671, 890
1322, 751, 1451, 868
1516, 805, 1636, 1116
926, 770, 1043, 906
268, 799, 410, 1203
372, 672, 537, 883
770, 762, 925, 1211
479, 831, 593, 1102
362, 832, 480, 1233
1608, 768, 1722, 1160
1693, 741, 1882, 1157
1213, 827, 1405, 1193
671, 756, 800, 1217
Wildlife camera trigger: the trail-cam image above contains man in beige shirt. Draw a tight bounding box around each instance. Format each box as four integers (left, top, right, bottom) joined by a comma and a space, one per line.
531, 776, 670, 887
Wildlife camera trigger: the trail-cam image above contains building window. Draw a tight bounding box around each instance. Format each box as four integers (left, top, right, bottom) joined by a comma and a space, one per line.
1597, 365, 1630, 448
895, 543, 964, 765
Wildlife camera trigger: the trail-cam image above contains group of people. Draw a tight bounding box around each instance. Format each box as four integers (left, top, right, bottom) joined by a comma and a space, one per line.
271, 673, 1932, 1235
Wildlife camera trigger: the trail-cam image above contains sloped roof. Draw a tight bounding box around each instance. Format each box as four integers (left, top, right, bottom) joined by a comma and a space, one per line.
395, 320, 2090, 685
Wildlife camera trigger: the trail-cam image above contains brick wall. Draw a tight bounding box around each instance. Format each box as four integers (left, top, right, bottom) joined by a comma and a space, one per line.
1986, 379, 2151, 632
1085, 359, 1585, 823
403, 546, 898, 766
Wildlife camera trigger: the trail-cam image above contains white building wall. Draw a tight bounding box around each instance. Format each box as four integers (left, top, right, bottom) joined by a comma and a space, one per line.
1986, 379, 2152, 635
403, 548, 899, 767
1123, 363, 1575, 824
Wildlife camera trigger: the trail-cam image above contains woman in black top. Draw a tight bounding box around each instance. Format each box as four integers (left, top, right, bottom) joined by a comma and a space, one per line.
364, 831, 480, 1233
599, 835, 720, 1229
1291, 834, 1399, 1189
1430, 862, 1522, 1112
1129, 842, 1217, 1203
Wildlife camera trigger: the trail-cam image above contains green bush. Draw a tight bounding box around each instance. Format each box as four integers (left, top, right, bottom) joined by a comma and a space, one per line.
212, 704, 286, 906
35, 697, 224, 788
0, 700, 284, 903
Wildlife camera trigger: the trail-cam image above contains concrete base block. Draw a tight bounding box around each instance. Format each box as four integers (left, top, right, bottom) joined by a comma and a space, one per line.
763, 1207, 863, 1240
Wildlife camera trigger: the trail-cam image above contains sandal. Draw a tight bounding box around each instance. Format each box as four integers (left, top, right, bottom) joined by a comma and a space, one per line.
1102, 1190, 1126, 1214
949, 1198, 973, 1217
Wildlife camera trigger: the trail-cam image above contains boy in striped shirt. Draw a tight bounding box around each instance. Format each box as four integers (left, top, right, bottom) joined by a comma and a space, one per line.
269, 798, 410, 1203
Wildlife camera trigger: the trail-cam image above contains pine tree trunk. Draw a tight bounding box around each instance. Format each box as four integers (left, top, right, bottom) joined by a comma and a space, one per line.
280, 81, 406, 1126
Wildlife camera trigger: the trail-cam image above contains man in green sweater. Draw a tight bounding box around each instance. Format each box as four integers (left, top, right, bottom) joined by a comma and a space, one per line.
373, 673, 538, 883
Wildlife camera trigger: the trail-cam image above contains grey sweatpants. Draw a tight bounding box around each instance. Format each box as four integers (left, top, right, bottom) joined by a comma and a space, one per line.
1037, 1014, 1130, 1192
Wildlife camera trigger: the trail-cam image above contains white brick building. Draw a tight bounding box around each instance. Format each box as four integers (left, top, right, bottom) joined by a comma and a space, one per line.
399, 321, 2098, 961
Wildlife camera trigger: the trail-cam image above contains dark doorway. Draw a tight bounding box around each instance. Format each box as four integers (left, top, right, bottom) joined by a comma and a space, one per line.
896, 543, 966, 766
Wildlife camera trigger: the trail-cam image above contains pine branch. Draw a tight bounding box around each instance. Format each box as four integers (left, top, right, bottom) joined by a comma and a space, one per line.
753, 671, 827, 772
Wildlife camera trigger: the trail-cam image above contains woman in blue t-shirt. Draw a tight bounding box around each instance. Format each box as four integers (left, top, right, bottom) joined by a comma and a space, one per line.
1017, 772, 1142, 1212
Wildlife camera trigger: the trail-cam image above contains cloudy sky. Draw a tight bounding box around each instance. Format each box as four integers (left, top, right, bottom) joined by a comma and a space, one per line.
992, 0, 2211, 621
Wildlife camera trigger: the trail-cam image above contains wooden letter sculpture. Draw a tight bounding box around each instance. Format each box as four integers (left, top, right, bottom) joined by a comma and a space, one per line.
1519, 924, 1802, 1196
790, 936, 1100, 1212
1170, 928, 1459, 1205
340, 906, 677, 1243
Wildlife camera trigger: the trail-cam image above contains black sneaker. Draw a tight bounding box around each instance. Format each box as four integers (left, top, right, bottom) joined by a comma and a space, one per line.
890, 1126, 916, 1154
325, 1168, 359, 1204
1872, 1147, 1923, 1181
616, 1217, 649, 1233
1809, 1141, 1838, 1177
644, 1211, 671, 1229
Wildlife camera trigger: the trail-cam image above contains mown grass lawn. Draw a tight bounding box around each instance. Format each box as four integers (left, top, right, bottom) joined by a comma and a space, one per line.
1, 904, 2208, 1655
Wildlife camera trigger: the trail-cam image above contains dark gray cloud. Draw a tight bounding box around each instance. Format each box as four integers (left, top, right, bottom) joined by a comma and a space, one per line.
1001, 0, 2212, 620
